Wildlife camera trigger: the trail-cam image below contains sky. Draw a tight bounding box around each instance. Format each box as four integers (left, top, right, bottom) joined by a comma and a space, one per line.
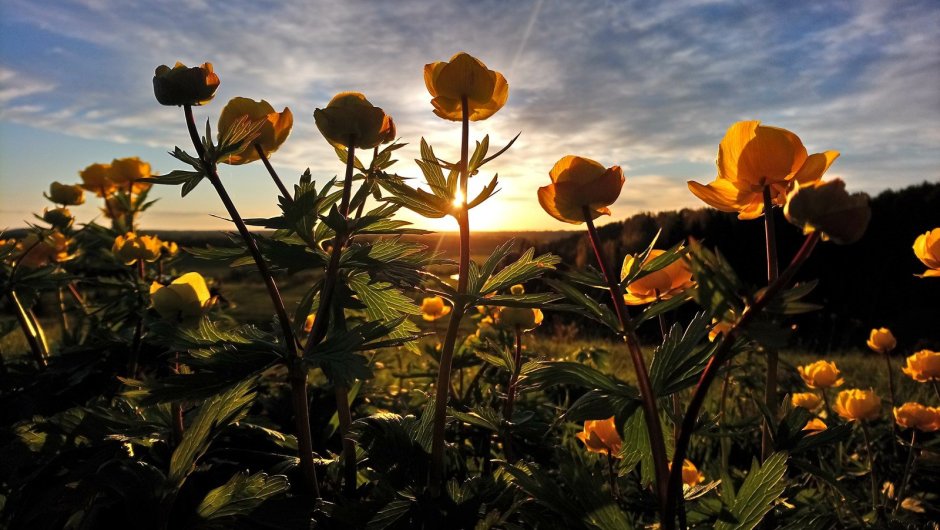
1, 0, 938, 232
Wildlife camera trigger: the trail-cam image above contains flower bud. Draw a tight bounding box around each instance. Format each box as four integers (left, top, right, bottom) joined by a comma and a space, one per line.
784, 178, 871, 244
833, 388, 881, 421
496, 306, 543, 332
46, 182, 85, 205
314, 92, 394, 149
153, 62, 220, 106
866, 327, 896, 354
150, 272, 212, 321
575, 417, 622, 456
421, 296, 452, 321
43, 207, 74, 230
538, 155, 624, 224
510, 284, 525, 296
797, 360, 844, 389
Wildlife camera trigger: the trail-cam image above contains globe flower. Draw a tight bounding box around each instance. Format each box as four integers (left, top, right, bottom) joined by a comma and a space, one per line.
538, 156, 625, 224
150, 272, 213, 321
791, 392, 822, 410
42, 207, 74, 230
622, 249, 694, 305
421, 296, 452, 321
496, 306, 543, 332
894, 402, 940, 432
670, 459, 705, 488
913, 227, 940, 277
803, 418, 828, 432
798, 360, 844, 389
424, 52, 508, 121
575, 417, 622, 457
46, 182, 85, 206
162, 240, 179, 257
901, 350, 940, 383
110, 157, 153, 194
314, 92, 394, 149
217, 97, 293, 164
783, 179, 871, 244
79, 162, 116, 197
15, 232, 70, 268
708, 318, 734, 342
153, 62, 219, 106
833, 389, 881, 421
866, 327, 896, 354
112, 233, 162, 265
688, 120, 839, 220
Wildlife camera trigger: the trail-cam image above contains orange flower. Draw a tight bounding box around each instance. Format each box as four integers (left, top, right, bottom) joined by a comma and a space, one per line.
901, 350, 940, 382
150, 272, 213, 321
866, 327, 896, 354
676, 459, 705, 488
783, 179, 870, 244
15, 232, 70, 268
112, 233, 162, 265
833, 389, 881, 421
894, 402, 940, 432
496, 307, 543, 332
538, 155, 624, 224
913, 228, 940, 277
424, 52, 508, 121
798, 360, 844, 389
622, 249, 694, 305
791, 392, 822, 410
575, 417, 622, 457
110, 157, 153, 194
79, 162, 116, 197
803, 418, 827, 432
314, 92, 394, 149
303, 314, 316, 333
42, 207, 74, 230
153, 62, 219, 106
421, 296, 452, 321
46, 182, 85, 206
688, 121, 839, 220
217, 97, 293, 164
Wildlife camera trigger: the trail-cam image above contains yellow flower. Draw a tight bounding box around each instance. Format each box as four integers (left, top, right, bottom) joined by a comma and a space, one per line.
791, 392, 822, 410
46, 182, 85, 206
152, 62, 219, 106
42, 207, 74, 230
496, 307, 543, 332
866, 327, 896, 354
510, 284, 525, 296
110, 157, 153, 194
798, 360, 844, 389
901, 350, 940, 383
670, 459, 705, 488
913, 227, 940, 277
217, 97, 293, 164
15, 232, 70, 268
303, 314, 316, 333
688, 121, 839, 220
894, 402, 940, 432
314, 92, 394, 149
112, 233, 162, 265
575, 417, 622, 457
833, 389, 881, 421
475, 316, 500, 342
424, 52, 508, 121
803, 418, 828, 432
79, 162, 116, 197
708, 318, 734, 342
538, 155, 625, 224
150, 272, 213, 321
421, 296, 452, 321
162, 240, 179, 257
783, 179, 870, 244
622, 249, 694, 305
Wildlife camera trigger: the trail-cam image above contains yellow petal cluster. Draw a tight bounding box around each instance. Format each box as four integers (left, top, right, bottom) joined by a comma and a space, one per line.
79, 162, 116, 197
42, 207, 74, 230
152, 62, 219, 106
47, 182, 85, 206
218, 97, 293, 164
538, 155, 625, 224
15, 232, 70, 268
866, 327, 896, 354
894, 402, 940, 432
833, 389, 881, 421
622, 249, 694, 305
112, 233, 163, 265
150, 272, 213, 321
688, 121, 839, 220
901, 350, 940, 382
575, 417, 622, 457
314, 92, 394, 149
110, 157, 153, 194
798, 360, 844, 389
913, 228, 940, 277
496, 306, 543, 332
421, 296, 452, 321
676, 459, 705, 488
803, 418, 828, 432
424, 52, 508, 121
791, 392, 822, 410
783, 179, 870, 244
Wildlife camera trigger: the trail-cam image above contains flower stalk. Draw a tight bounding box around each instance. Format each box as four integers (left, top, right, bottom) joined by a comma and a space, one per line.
254, 143, 293, 203
860, 422, 880, 516
501, 326, 524, 462
895, 430, 917, 513
761, 185, 780, 462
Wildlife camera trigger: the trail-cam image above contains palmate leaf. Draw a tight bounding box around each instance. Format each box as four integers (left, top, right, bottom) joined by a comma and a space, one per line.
636, 289, 695, 324
715, 452, 788, 530
468, 239, 515, 294
648, 312, 715, 396
544, 277, 621, 332
687, 241, 746, 318
196, 472, 289, 523
378, 179, 453, 219
618, 409, 674, 486
450, 405, 503, 433
476, 292, 563, 308
347, 271, 421, 350
466, 173, 499, 210
481, 247, 560, 295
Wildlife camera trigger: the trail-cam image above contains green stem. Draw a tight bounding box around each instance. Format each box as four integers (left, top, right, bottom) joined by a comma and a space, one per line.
429, 95, 471, 495
761, 185, 779, 463
129, 259, 145, 377
894, 430, 917, 513
254, 143, 293, 203
8, 290, 46, 368
502, 327, 524, 462
860, 422, 880, 516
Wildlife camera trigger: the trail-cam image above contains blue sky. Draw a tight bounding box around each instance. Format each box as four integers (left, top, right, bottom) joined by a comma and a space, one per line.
1, 0, 938, 231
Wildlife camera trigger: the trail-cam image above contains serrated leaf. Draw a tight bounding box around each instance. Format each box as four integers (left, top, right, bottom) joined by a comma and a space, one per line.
648, 312, 715, 395
715, 452, 788, 530
196, 472, 289, 521
481, 248, 559, 295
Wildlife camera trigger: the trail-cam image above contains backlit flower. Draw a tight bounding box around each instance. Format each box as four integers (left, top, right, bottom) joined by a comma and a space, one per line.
688, 121, 839, 220
913, 228, 940, 277
110, 157, 153, 194
783, 179, 870, 244
218, 97, 293, 164
303, 314, 316, 333
798, 360, 844, 389
866, 327, 896, 354
476, 316, 500, 342
671, 459, 705, 488
803, 418, 827, 432
421, 296, 452, 321
79, 162, 116, 197
162, 240, 179, 257
42, 207, 74, 230
314, 92, 394, 149
538, 155, 624, 224
153, 62, 219, 106
46, 182, 85, 206
575, 417, 622, 457
15, 232, 70, 268
901, 350, 940, 383
894, 402, 940, 432
622, 249, 694, 305
150, 272, 213, 321
424, 52, 508, 121
496, 306, 543, 332
112, 233, 162, 265
791, 392, 822, 410
833, 389, 881, 421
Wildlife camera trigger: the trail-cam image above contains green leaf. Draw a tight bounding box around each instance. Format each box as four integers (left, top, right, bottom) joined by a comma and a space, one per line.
467, 134, 489, 174
347, 272, 421, 352
648, 312, 715, 396
481, 248, 560, 295
466, 173, 499, 210
379, 179, 452, 219
715, 452, 788, 530
196, 472, 289, 521
544, 278, 621, 333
